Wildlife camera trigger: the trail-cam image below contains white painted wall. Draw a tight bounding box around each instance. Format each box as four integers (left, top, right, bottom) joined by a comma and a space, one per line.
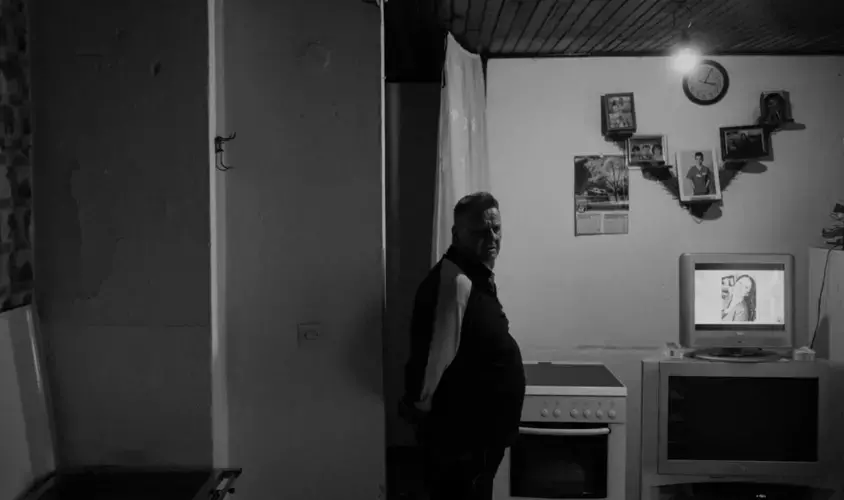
0, 312, 34, 500
0, 307, 56, 499
809, 247, 844, 361
216, 1, 385, 498
487, 55, 844, 498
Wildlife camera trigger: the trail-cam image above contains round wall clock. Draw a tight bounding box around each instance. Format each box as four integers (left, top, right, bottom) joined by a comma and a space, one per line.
682, 59, 729, 106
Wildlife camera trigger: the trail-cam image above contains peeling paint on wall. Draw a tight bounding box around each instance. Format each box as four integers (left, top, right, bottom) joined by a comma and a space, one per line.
69, 159, 117, 303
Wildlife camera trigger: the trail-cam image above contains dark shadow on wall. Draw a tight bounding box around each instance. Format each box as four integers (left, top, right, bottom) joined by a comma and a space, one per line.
384, 83, 440, 449
813, 315, 829, 358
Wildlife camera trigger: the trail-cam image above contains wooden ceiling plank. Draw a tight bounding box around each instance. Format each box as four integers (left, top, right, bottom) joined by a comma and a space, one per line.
513, 0, 565, 54
756, 29, 844, 53
552, 0, 613, 54
438, 0, 453, 29
565, 0, 629, 54
701, 2, 769, 53
512, 0, 560, 53
771, 35, 823, 52
451, 0, 470, 38
791, 25, 844, 50
538, 0, 594, 53
742, 14, 844, 52
675, 0, 736, 52
478, 0, 506, 52
601, 0, 667, 52
728, 30, 786, 51
463, 0, 488, 48
473, 0, 844, 57
523, 0, 578, 53
792, 35, 835, 51
466, 0, 486, 31
637, 0, 724, 52
740, 0, 804, 48
501, 0, 547, 54
611, 0, 677, 53
686, 6, 750, 52
739, 32, 802, 52
587, 0, 664, 53
670, 0, 734, 51
575, 0, 646, 54
488, 0, 522, 53
712, 0, 784, 52
732, 28, 800, 51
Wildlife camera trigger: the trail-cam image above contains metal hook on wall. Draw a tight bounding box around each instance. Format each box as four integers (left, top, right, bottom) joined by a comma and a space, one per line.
214, 132, 237, 171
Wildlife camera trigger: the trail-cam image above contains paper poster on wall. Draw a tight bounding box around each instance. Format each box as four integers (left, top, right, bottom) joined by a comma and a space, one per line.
573, 155, 629, 236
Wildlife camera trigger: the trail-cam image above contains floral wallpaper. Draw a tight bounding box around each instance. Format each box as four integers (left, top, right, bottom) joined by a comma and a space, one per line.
0, 0, 33, 313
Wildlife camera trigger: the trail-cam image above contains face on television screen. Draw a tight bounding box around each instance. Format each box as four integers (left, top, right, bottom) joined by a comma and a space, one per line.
693, 264, 786, 325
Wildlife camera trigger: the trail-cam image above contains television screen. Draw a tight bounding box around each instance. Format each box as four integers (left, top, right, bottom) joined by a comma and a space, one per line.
693, 263, 786, 329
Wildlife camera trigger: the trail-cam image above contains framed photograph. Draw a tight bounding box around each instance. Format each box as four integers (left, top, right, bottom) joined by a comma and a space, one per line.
720, 125, 769, 161
626, 135, 667, 167
573, 155, 629, 236
675, 150, 722, 202
601, 93, 637, 136
759, 91, 793, 126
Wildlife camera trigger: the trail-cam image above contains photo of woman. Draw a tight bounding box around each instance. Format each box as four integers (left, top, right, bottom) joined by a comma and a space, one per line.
721, 274, 757, 322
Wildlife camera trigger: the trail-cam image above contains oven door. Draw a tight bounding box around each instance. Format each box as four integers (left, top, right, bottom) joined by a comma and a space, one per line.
496, 423, 616, 500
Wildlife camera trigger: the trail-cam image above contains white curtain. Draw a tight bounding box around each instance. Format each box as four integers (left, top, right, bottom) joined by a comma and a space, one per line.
431, 33, 490, 265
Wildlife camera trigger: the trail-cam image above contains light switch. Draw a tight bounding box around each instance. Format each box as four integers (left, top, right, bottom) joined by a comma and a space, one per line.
297, 322, 322, 345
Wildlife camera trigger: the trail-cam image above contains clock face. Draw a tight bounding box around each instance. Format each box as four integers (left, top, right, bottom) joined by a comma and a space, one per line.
683, 60, 729, 106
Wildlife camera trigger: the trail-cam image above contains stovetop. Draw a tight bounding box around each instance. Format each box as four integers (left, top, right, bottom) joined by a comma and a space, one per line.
523, 361, 627, 397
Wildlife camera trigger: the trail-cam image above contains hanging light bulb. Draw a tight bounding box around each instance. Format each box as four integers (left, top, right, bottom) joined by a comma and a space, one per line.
671, 29, 700, 74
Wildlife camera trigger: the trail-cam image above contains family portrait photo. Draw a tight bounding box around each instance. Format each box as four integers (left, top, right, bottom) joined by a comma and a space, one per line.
602, 93, 636, 133
573, 155, 629, 236
675, 150, 722, 202
720, 126, 769, 160
627, 135, 667, 166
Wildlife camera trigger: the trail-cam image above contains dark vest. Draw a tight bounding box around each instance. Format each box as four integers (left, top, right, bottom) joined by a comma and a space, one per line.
407, 248, 526, 450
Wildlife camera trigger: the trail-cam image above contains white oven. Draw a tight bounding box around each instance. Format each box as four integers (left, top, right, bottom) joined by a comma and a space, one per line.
495, 362, 627, 500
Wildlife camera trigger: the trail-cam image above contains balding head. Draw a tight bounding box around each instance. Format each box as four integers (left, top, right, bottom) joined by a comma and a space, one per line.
451, 192, 502, 269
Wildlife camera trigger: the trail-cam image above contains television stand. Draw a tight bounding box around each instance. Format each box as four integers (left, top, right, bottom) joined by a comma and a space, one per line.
691, 347, 783, 363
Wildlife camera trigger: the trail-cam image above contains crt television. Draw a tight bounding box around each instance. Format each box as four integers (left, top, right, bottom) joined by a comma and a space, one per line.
640, 358, 835, 485
679, 253, 795, 350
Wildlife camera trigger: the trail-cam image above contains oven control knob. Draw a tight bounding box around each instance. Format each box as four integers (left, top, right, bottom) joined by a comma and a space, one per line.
553, 409, 562, 417
569, 409, 579, 418
608, 410, 617, 419
583, 409, 592, 418
596, 410, 604, 419
541, 409, 549, 417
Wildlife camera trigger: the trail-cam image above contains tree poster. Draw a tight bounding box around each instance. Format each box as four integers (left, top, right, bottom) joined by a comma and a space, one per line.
573, 155, 629, 236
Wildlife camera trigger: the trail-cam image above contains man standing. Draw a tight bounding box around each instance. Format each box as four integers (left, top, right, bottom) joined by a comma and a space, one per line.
401, 192, 526, 500
685, 152, 713, 196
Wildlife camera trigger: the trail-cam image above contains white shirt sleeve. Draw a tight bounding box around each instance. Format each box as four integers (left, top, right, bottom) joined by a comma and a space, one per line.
415, 259, 472, 412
